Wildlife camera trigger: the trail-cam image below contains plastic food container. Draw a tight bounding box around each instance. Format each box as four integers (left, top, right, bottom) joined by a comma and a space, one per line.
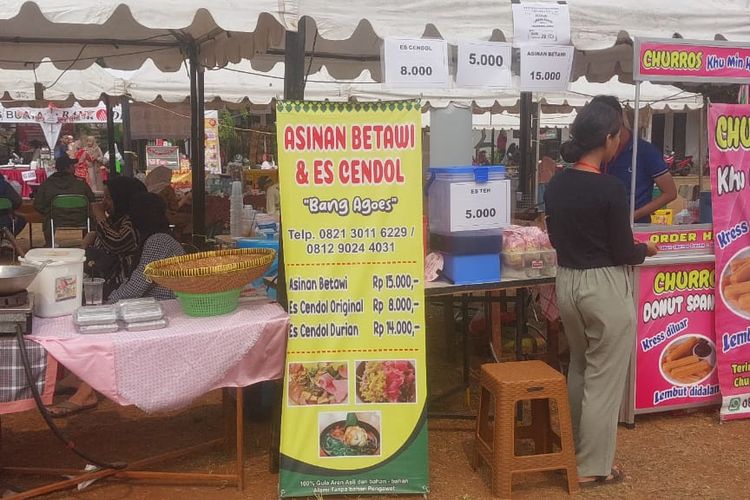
125, 318, 169, 331
120, 303, 164, 323
427, 166, 511, 233
21, 248, 86, 318
501, 249, 558, 280
77, 323, 120, 334
74, 305, 119, 326
116, 297, 157, 308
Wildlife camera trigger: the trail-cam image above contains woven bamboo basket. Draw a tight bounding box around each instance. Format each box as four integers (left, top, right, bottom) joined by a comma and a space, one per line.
144, 248, 276, 294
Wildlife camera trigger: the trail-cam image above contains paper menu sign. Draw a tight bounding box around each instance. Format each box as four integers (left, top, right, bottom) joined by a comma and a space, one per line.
512, 1, 571, 46
455, 41, 513, 88
382, 37, 450, 88
519, 45, 573, 91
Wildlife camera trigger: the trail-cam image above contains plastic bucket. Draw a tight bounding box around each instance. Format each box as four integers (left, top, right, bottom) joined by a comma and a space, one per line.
21, 248, 86, 317
236, 238, 279, 294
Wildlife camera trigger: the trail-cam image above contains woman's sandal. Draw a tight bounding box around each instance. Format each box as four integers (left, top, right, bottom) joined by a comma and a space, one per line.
579, 467, 625, 488
47, 400, 98, 418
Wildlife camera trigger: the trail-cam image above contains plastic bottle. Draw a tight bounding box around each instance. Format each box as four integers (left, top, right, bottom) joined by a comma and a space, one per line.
229, 181, 244, 237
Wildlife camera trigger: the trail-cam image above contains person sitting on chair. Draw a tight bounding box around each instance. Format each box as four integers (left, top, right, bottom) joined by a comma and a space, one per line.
48, 194, 185, 418
34, 155, 95, 247
107, 192, 186, 302
81, 176, 146, 298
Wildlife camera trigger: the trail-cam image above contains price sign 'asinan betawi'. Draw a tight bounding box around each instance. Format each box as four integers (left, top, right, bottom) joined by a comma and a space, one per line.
519, 45, 574, 91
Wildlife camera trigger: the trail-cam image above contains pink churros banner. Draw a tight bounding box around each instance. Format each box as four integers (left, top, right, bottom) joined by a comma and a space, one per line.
635, 263, 719, 411
637, 40, 750, 81
709, 104, 750, 421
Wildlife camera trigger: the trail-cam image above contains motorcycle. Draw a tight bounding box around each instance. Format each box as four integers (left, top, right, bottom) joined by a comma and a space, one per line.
663, 150, 694, 176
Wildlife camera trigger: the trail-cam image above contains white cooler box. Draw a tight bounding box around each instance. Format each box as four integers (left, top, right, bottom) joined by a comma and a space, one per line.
427, 166, 511, 233
21, 248, 86, 317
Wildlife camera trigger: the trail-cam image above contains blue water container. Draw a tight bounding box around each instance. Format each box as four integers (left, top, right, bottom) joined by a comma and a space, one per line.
237, 238, 279, 298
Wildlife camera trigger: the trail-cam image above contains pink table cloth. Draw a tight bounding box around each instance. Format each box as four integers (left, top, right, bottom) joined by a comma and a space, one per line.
28, 299, 289, 413
0, 168, 47, 197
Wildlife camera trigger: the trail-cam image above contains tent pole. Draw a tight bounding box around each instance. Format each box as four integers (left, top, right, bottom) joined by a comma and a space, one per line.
104, 94, 117, 177
277, 18, 308, 311
630, 82, 641, 226
121, 97, 133, 177
519, 92, 533, 200
533, 100, 541, 205
189, 42, 206, 246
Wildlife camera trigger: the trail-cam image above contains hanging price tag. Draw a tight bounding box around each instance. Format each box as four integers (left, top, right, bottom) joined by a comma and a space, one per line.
383, 37, 450, 87
512, 1, 571, 46
449, 181, 511, 231
455, 41, 513, 88
519, 45, 573, 91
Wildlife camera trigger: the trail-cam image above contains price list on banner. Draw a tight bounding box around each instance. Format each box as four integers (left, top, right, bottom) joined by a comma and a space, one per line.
519, 45, 573, 91
455, 41, 513, 88
383, 37, 449, 87
277, 100, 428, 497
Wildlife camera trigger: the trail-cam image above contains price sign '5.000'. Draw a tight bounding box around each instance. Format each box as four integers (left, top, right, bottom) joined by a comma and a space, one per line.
455, 41, 512, 89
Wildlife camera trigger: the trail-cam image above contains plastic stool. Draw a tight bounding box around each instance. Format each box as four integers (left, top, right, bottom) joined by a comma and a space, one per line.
473, 360, 579, 498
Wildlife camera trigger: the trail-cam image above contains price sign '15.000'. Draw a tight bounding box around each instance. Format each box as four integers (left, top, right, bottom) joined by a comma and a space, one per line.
519, 45, 574, 92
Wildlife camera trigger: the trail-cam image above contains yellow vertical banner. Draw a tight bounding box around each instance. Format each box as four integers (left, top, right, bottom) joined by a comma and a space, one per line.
277, 101, 428, 497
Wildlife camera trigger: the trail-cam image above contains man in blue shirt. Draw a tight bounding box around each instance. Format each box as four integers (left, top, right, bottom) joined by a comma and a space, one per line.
54, 135, 73, 160
592, 96, 677, 224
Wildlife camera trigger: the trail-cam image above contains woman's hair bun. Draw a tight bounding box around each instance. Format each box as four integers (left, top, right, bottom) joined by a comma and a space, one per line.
560, 140, 584, 163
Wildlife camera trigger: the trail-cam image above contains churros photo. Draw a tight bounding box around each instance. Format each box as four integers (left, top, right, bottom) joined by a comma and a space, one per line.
721, 247, 750, 319
660, 335, 716, 386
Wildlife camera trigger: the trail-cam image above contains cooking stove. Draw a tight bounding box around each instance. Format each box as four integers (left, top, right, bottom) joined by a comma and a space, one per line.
0, 290, 33, 335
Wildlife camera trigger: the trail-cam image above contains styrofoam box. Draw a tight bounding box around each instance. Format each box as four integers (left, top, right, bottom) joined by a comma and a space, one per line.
427, 166, 511, 233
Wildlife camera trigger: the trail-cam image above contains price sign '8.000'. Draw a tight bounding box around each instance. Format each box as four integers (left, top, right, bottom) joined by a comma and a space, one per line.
383, 37, 450, 88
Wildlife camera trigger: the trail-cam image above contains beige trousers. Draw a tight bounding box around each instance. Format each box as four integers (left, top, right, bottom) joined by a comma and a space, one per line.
555, 265, 635, 477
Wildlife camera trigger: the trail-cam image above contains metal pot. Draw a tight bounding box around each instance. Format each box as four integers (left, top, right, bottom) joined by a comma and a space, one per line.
0, 264, 44, 296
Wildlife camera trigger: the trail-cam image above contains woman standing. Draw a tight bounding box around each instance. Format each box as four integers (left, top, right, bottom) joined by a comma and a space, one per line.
543, 99, 657, 486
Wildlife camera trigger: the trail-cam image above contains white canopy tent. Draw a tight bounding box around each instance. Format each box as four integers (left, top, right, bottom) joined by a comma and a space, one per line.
421, 110, 577, 130
0, 60, 126, 104
2, 1, 750, 81
101, 61, 703, 111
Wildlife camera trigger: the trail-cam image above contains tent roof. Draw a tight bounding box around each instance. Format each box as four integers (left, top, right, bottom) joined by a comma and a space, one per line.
0, 1, 292, 71
0, 60, 126, 103
422, 110, 578, 130
109, 61, 703, 111
2, 1, 750, 82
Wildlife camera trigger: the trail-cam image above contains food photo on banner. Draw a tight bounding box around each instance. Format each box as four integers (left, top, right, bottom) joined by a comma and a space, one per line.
276, 100, 428, 497
634, 263, 719, 410
709, 103, 750, 420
